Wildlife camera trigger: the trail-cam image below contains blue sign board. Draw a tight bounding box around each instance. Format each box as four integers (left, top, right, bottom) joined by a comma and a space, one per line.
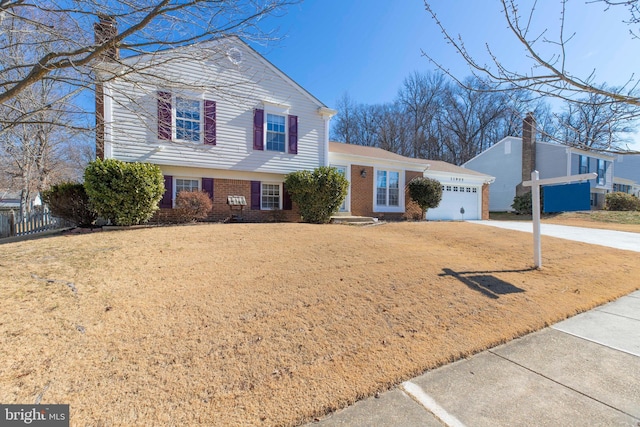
543, 182, 591, 213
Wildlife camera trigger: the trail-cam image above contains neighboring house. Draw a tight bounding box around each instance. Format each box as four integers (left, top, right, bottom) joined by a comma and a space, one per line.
95, 19, 335, 222
329, 142, 494, 221
613, 154, 640, 197
463, 114, 615, 211
0, 190, 42, 213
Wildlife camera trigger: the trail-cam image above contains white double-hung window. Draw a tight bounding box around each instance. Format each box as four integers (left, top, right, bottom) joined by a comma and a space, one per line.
376, 170, 400, 209
261, 183, 281, 210
266, 114, 286, 152
175, 97, 201, 142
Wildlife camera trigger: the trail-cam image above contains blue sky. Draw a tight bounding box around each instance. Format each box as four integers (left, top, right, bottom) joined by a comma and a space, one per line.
251, 0, 640, 147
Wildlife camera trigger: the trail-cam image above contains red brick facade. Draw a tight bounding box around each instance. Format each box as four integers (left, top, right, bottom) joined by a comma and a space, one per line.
348, 165, 423, 220
482, 183, 490, 220
153, 178, 300, 223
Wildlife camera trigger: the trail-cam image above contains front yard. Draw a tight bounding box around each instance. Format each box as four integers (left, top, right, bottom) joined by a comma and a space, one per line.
1, 222, 638, 426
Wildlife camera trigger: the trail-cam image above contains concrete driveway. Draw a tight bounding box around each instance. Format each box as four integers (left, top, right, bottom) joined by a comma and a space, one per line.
309, 222, 640, 427
472, 220, 640, 252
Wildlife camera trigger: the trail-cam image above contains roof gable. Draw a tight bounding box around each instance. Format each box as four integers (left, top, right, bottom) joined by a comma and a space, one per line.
107, 36, 328, 110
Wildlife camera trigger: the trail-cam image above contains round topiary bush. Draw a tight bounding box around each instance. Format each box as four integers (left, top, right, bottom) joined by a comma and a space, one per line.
284, 167, 348, 224
407, 177, 443, 219
84, 159, 164, 226
605, 191, 640, 211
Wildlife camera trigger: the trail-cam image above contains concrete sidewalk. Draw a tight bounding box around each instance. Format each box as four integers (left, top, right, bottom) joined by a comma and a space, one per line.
309, 223, 640, 426
310, 291, 640, 427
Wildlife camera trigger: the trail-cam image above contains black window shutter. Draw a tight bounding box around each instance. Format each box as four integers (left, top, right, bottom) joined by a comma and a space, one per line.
253, 109, 264, 150
288, 115, 298, 154
159, 175, 173, 208
202, 178, 214, 200
157, 91, 172, 140
282, 183, 292, 210
204, 100, 216, 145
251, 181, 261, 210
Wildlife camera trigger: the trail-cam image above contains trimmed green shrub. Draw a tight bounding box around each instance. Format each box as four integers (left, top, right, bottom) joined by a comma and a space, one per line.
606, 192, 640, 211
407, 177, 443, 219
511, 190, 544, 214
41, 182, 97, 227
512, 191, 533, 215
175, 191, 213, 222
84, 159, 164, 226
284, 166, 348, 224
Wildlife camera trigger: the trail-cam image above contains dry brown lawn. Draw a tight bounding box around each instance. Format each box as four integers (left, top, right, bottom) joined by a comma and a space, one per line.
1, 222, 638, 426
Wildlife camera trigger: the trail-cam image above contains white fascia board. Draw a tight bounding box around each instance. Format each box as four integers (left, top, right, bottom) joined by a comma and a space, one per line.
614, 176, 635, 185
567, 146, 616, 160
240, 39, 329, 109
327, 152, 428, 172
425, 170, 492, 186
103, 83, 114, 159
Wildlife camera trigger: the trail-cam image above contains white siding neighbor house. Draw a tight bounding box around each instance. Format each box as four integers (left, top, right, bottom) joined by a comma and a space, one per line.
613, 154, 640, 197
463, 115, 615, 211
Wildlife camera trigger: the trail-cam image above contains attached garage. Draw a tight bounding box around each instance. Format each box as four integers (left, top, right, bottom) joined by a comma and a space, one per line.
328, 142, 494, 221
427, 184, 482, 221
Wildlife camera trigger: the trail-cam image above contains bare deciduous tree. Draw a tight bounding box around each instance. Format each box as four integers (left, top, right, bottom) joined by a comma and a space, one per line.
1, 1, 295, 214
0, 1, 297, 114
423, 0, 640, 154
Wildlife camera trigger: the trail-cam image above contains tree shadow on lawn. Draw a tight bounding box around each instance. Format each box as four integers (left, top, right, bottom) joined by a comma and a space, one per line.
439, 268, 535, 299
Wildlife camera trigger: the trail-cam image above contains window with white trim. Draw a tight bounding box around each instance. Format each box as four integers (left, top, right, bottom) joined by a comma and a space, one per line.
579, 155, 589, 174
266, 113, 286, 152
376, 170, 400, 207
176, 178, 199, 194
597, 159, 605, 185
175, 97, 201, 142
261, 183, 281, 210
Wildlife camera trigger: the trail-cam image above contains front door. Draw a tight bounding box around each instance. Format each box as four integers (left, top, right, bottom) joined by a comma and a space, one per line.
334, 166, 348, 212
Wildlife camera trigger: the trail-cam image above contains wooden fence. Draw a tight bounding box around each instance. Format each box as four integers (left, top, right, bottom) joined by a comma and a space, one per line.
0, 211, 66, 239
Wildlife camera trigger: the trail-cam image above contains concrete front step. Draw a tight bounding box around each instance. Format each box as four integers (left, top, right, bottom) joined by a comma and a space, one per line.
331, 215, 377, 224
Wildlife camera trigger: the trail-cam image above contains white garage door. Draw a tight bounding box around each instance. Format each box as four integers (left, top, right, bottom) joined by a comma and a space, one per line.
426, 185, 480, 220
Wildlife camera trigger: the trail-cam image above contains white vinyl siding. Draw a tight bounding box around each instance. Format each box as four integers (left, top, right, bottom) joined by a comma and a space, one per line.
104, 41, 329, 174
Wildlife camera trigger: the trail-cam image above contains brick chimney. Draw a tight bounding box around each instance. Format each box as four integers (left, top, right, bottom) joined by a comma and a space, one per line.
94, 14, 119, 61
516, 112, 536, 196
94, 15, 119, 160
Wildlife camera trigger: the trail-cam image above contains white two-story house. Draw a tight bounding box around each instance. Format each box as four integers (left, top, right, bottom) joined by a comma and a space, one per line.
94, 20, 335, 221
94, 17, 493, 222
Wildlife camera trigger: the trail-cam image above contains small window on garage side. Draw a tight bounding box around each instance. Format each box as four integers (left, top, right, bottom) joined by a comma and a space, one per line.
472, 188, 478, 193
446, 186, 452, 191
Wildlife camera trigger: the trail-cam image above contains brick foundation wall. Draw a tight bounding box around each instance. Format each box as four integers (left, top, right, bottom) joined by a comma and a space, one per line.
152, 178, 300, 223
